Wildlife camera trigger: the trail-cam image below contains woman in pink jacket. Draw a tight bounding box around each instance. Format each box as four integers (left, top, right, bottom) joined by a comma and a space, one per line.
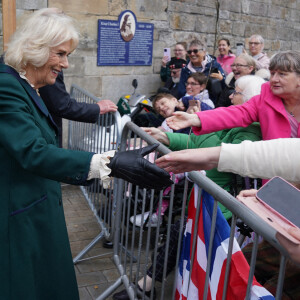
166, 50, 300, 141
216, 38, 236, 75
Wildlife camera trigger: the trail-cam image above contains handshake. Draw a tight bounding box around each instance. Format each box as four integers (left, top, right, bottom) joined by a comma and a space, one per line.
108, 144, 173, 190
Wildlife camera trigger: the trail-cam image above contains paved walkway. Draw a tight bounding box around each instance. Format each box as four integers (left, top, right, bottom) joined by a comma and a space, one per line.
62, 184, 121, 300
63, 184, 175, 300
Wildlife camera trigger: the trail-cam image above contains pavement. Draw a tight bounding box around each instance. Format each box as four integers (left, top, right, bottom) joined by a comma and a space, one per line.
62, 184, 175, 300
62, 184, 120, 300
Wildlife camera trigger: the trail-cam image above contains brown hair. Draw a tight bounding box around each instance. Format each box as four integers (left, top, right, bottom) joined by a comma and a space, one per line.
188, 72, 208, 86
176, 41, 188, 51
152, 93, 175, 112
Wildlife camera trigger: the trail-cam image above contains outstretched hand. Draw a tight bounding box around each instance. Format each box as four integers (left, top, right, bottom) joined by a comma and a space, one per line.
142, 127, 170, 145
97, 100, 118, 114
155, 147, 220, 174
108, 144, 173, 190
166, 111, 201, 131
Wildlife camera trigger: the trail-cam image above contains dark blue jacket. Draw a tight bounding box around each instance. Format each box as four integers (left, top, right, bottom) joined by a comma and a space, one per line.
39, 72, 100, 146
177, 55, 225, 100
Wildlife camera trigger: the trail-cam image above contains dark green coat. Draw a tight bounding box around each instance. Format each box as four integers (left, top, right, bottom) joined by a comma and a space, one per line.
165, 124, 262, 220
0, 65, 94, 300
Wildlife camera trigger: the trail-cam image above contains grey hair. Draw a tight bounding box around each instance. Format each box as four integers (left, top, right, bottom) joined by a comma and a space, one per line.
249, 34, 264, 45
235, 75, 265, 102
189, 39, 206, 52
5, 8, 79, 72
269, 51, 300, 75
235, 53, 257, 70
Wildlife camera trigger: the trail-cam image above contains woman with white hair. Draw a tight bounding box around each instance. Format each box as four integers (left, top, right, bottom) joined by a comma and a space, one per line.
247, 34, 270, 70
229, 75, 265, 105
0, 8, 171, 300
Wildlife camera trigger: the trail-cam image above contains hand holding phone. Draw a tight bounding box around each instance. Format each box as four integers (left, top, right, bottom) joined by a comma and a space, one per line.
236, 43, 244, 56
237, 177, 300, 244
163, 48, 171, 62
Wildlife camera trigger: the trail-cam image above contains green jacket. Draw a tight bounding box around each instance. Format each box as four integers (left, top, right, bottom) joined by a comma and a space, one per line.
0, 65, 94, 300
165, 124, 262, 220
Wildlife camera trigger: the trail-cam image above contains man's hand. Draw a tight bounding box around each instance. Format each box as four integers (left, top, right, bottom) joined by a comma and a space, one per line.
108, 144, 173, 190
97, 100, 118, 114
166, 111, 201, 131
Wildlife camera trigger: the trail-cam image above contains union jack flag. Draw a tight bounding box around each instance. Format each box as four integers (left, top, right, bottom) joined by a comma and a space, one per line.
175, 185, 275, 300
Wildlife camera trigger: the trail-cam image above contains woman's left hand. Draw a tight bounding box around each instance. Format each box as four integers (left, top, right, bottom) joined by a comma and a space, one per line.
209, 71, 223, 81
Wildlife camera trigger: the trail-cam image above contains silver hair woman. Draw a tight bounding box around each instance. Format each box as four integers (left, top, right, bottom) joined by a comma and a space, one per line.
0, 8, 171, 300
5, 8, 79, 72
248, 34, 270, 69
230, 75, 265, 105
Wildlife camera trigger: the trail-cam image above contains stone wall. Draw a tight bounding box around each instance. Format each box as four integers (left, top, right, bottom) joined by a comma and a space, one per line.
1, 0, 300, 102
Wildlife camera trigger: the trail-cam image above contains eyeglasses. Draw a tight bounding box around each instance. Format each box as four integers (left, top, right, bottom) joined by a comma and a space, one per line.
187, 49, 203, 55
185, 82, 200, 86
232, 91, 243, 96
249, 42, 261, 45
230, 64, 249, 68
171, 70, 180, 75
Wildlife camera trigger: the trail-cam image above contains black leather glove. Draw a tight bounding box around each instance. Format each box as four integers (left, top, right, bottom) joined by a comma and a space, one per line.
107, 144, 173, 190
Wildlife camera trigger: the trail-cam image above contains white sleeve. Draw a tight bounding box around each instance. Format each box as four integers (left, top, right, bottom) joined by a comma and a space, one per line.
87, 150, 116, 188
217, 139, 300, 183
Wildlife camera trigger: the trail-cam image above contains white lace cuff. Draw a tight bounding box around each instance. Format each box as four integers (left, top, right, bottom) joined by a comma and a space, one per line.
88, 150, 116, 188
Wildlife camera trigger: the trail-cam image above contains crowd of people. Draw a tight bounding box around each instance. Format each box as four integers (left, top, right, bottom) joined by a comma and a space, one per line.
113, 37, 300, 300
1, 6, 300, 300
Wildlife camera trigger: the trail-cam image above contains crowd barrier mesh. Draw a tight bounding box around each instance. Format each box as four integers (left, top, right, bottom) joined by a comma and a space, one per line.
68, 84, 122, 263
68, 85, 289, 300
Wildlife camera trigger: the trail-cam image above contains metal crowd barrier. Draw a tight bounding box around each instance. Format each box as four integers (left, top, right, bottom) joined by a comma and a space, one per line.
97, 121, 290, 300
68, 84, 122, 263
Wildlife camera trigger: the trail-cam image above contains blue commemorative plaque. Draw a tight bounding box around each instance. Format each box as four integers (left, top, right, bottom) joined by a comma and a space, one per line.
97, 10, 154, 66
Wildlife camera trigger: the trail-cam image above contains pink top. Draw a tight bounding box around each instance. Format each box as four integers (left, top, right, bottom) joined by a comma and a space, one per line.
217, 54, 236, 76
286, 112, 299, 138
192, 82, 300, 140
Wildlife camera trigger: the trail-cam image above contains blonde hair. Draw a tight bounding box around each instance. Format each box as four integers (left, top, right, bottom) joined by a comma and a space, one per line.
5, 8, 79, 72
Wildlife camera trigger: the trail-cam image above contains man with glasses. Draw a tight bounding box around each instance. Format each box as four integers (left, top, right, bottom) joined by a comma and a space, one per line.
247, 34, 270, 70
177, 39, 225, 104
158, 57, 187, 99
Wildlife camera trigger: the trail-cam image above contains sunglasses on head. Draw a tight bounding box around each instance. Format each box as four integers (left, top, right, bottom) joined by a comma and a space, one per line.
187, 49, 203, 55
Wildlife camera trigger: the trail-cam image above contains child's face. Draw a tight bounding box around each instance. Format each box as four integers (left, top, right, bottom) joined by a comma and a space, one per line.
154, 97, 178, 118
186, 77, 206, 96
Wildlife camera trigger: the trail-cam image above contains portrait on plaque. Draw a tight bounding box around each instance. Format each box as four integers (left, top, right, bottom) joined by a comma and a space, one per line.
119, 11, 136, 42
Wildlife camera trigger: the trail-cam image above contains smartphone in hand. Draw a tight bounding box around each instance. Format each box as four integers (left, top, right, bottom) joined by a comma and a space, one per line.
236, 43, 244, 56
163, 48, 171, 62
256, 176, 300, 228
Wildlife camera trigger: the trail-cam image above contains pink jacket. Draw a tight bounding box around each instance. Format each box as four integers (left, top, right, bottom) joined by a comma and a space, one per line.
193, 82, 300, 140
217, 54, 236, 76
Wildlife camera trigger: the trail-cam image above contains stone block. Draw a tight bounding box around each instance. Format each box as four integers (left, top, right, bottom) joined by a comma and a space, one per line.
135, 0, 168, 21
219, 0, 242, 13
64, 56, 85, 76
153, 58, 163, 74
16, 0, 47, 10
219, 10, 230, 19
267, 5, 285, 18
158, 31, 176, 48
218, 20, 232, 34
48, 0, 108, 15
196, 15, 217, 34
241, 0, 250, 14
232, 22, 246, 37
248, 2, 268, 17
169, 13, 196, 31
